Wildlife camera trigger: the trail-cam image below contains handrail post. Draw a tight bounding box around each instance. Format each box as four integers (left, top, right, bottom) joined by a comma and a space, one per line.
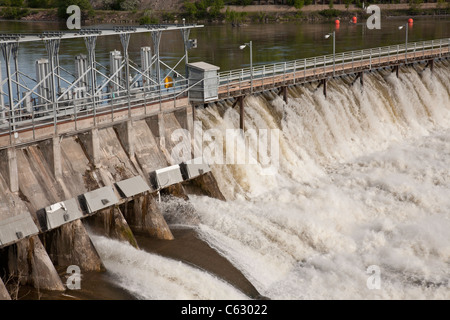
379, 47, 381, 65
262, 65, 265, 88
361, 49, 363, 69
273, 63, 275, 87
293, 60, 296, 84
227, 73, 230, 98
304, 58, 306, 81
352, 50, 354, 72
314, 57, 316, 77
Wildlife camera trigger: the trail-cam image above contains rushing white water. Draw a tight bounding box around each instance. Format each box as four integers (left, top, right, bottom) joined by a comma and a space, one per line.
90, 235, 249, 300
184, 62, 450, 299
92, 62, 450, 300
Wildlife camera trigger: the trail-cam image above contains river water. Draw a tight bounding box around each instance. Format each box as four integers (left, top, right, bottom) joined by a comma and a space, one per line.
2, 18, 449, 300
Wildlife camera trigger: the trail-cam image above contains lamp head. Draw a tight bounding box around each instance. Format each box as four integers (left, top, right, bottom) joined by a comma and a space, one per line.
398, 25, 404, 30
239, 44, 246, 50
324, 34, 331, 39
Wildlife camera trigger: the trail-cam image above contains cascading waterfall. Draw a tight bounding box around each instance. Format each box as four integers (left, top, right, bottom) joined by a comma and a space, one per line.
93, 61, 450, 299
91, 236, 249, 300
186, 61, 450, 299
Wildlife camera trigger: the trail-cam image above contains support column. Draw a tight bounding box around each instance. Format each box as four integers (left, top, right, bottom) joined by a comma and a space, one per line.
360, 71, 364, 86
52, 136, 62, 179
157, 112, 166, 149
44, 38, 61, 134
186, 106, 194, 139
239, 95, 244, 131
1, 42, 17, 143
282, 86, 288, 104
7, 147, 19, 193
119, 33, 132, 118
122, 193, 174, 240
84, 35, 98, 124
7, 236, 65, 291
429, 59, 434, 72
180, 28, 191, 78
151, 31, 162, 88
115, 120, 135, 158
395, 65, 399, 78
322, 78, 327, 98
0, 278, 11, 300
80, 128, 101, 167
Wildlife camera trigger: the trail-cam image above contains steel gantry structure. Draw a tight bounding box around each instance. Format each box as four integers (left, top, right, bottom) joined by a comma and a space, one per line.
0, 24, 201, 146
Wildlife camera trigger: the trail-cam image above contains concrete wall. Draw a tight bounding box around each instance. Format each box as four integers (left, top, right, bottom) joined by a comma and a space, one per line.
0, 103, 225, 299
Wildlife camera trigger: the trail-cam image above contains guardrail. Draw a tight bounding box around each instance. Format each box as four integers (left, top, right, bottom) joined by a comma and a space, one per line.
1, 38, 448, 148
217, 38, 450, 96
0, 77, 189, 146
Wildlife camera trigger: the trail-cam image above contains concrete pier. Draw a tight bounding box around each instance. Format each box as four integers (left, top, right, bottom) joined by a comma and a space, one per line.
0, 148, 19, 193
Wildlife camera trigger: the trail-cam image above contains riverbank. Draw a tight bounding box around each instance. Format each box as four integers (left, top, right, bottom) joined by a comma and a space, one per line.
1, 3, 448, 26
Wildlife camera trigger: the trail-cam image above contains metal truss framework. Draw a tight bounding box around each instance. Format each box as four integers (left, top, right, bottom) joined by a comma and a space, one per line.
0, 24, 202, 144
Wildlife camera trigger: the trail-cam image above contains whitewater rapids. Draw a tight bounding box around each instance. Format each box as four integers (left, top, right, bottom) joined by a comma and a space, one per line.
93, 61, 450, 299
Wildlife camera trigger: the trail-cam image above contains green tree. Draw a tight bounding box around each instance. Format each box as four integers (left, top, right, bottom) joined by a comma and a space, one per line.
209, 0, 224, 18
183, 0, 198, 19
344, 0, 352, 10
1, 0, 24, 6
408, 0, 423, 13
27, 0, 51, 8
287, 0, 304, 10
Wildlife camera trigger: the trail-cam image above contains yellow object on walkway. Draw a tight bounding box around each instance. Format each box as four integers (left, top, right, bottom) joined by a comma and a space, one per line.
164, 76, 173, 88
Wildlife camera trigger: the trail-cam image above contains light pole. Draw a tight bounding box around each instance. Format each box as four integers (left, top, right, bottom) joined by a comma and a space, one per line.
239, 40, 253, 92
398, 23, 408, 62
325, 31, 335, 76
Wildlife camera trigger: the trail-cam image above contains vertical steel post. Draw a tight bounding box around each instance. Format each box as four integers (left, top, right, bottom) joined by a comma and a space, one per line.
44, 38, 61, 133
1, 42, 17, 144
11, 43, 20, 105
120, 32, 131, 118
84, 35, 98, 125
151, 30, 162, 111
239, 95, 244, 131
333, 31, 335, 77
180, 28, 191, 79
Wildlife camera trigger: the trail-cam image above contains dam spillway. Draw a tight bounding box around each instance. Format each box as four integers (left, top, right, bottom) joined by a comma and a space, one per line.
0, 24, 449, 300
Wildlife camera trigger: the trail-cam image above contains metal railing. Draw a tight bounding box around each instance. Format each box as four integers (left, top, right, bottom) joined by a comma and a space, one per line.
0, 77, 189, 145
1, 37, 449, 148
217, 38, 450, 97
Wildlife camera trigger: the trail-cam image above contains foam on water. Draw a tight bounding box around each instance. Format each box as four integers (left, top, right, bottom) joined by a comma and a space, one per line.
91, 235, 249, 300
91, 62, 450, 299
188, 62, 450, 299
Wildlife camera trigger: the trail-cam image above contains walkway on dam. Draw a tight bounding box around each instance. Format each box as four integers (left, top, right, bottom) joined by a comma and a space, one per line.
0, 32, 449, 149
215, 38, 450, 99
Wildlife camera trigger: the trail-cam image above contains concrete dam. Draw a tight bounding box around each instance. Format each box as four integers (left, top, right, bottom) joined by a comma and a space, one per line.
0, 24, 449, 300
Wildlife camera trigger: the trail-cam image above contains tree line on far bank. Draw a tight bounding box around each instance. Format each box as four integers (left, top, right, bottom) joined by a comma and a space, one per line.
0, 0, 448, 21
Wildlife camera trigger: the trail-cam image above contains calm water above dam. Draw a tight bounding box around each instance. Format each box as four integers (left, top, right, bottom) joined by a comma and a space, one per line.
1, 17, 449, 73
